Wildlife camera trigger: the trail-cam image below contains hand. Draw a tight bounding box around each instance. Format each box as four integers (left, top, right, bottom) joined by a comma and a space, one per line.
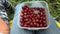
0, 18, 9, 34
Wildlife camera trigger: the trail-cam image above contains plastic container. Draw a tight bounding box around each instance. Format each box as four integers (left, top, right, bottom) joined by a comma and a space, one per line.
17, 1, 50, 30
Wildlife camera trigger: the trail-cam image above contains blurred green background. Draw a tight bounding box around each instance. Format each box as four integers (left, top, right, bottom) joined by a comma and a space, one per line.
8, 0, 60, 21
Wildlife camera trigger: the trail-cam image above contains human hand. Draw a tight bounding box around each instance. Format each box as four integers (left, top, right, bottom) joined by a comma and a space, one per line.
0, 18, 9, 34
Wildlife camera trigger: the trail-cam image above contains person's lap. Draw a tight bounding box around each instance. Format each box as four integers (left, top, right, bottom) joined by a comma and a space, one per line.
10, 4, 46, 34
10, 3, 60, 34
10, 15, 34, 34
10, 13, 47, 34
10, 5, 47, 34
10, 13, 60, 34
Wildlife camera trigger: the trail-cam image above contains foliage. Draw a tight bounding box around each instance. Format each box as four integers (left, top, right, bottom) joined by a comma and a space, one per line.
8, 0, 60, 20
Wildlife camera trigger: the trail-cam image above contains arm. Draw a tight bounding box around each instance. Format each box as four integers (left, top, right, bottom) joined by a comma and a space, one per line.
0, 0, 9, 24
0, 8, 9, 24
3, 0, 14, 13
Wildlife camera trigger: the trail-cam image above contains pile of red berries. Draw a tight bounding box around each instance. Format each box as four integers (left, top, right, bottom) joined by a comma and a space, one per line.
20, 5, 47, 27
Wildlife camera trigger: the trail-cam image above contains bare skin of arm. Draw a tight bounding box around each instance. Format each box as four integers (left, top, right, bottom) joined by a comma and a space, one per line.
0, 18, 9, 34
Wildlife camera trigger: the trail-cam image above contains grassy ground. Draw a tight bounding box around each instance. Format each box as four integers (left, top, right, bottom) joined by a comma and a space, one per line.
8, 0, 60, 21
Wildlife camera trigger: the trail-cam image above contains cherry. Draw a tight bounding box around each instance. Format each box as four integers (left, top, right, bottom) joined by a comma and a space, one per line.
20, 5, 47, 28
22, 5, 29, 10
24, 24, 27, 27
43, 21, 46, 24
36, 23, 40, 27
20, 19, 23, 23
24, 18, 29, 22
30, 23, 34, 27
20, 13, 24, 17
30, 11, 33, 14
20, 18, 24, 22
33, 19, 36, 23
23, 15, 27, 18
39, 24, 43, 27
29, 8, 34, 12
26, 22, 30, 24
39, 20, 42, 23
39, 8, 45, 12
31, 14, 34, 17
37, 14, 40, 18
20, 23, 24, 27
24, 12, 27, 15
35, 19, 39, 22
23, 15, 29, 18
43, 24, 47, 27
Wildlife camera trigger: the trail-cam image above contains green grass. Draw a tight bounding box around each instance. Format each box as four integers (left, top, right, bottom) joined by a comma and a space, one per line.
8, 0, 60, 20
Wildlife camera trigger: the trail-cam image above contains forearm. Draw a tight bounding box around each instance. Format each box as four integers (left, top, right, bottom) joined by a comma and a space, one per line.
3, 0, 14, 12
0, 9, 9, 24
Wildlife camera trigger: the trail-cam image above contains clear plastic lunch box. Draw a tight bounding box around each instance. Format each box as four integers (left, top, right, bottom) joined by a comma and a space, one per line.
17, 1, 50, 30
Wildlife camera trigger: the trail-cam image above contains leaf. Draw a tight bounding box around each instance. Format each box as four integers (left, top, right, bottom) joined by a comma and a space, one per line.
55, 21, 60, 28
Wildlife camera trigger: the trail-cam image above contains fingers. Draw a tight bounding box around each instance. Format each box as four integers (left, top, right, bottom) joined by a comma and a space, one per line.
0, 18, 9, 34
0, 31, 9, 34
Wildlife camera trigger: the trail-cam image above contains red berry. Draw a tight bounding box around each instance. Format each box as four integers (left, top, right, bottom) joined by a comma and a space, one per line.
22, 5, 29, 10
24, 12, 27, 15
24, 24, 27, 27
30, 11, 33, 14
20, 19, 23, 22
30, 23, 34, 27
33, 19, 36, 23
43, 21, 46, 24
24, 18, 29, 22
40, 12, 43, 15
42, 17, 46, 20
39, 20, 41, 23
20, 5, 47, 27
23, 15, 27, 18
35, 19, 39, 22
39, 8, 45, 12
36, 23, 39, 27
43, 24, 47, 27
37, 14, 40, 18
39, 24, 43, 27
20, 23, 24, 27
20, 13, 24, 17
29, 8, 34, 12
